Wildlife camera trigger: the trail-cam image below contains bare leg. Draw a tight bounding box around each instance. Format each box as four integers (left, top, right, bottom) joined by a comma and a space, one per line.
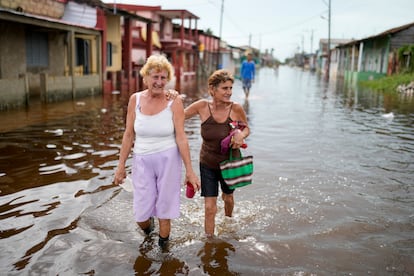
137, 217, 154, 235
158, 219, 171, 250
222, 193, 234, 217
158, 219, 171, 239
204, 197, 218, 236
243, 87, 250, 98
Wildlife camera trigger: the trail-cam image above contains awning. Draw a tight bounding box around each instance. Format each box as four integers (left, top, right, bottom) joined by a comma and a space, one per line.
141, 28, 162, 48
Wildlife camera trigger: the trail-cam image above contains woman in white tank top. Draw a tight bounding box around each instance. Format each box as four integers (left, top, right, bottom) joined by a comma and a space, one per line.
113, 55, 200, 251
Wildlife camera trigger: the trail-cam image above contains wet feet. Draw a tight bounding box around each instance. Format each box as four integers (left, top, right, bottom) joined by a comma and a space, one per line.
158, 235, 169, 252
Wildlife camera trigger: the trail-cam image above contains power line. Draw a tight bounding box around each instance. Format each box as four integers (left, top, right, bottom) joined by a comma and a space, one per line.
222, 10, 327, 41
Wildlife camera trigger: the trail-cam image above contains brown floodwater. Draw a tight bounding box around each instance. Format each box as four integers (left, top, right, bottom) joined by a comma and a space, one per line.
1, 66, 413, 275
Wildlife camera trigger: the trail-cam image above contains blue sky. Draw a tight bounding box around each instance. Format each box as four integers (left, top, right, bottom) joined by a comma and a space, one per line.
104, 0, 414, 61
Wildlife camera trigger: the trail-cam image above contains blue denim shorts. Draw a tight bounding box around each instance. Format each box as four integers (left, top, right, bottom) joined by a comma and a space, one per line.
242, 78, 252, 89
200, 163, 234, 197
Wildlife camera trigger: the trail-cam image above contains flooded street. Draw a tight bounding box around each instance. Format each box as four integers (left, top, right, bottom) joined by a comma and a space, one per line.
1, 66, 414, 275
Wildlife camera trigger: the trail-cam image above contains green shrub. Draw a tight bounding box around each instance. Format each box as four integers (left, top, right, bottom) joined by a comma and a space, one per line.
360, 73, 413, 93
397, 44, 414, 74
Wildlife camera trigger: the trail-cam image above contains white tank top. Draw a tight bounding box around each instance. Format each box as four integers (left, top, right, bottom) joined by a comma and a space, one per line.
133, 92, 176, 155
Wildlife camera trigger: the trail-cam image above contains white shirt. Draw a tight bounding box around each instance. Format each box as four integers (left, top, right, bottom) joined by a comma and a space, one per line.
133, 92, 176, 155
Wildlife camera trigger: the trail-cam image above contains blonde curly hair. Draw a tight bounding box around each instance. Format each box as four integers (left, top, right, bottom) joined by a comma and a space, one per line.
139, 55, 174, 84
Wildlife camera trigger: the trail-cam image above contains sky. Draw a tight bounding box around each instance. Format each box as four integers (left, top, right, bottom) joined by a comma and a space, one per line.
103, 0, 414, 61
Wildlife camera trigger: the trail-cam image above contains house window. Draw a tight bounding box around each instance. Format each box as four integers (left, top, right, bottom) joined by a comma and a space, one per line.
26, 31, 49, 68
107, 42, 113, 66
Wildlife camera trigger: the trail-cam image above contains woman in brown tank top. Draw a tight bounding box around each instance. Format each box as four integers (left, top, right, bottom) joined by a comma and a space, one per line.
185, 69, 250, 238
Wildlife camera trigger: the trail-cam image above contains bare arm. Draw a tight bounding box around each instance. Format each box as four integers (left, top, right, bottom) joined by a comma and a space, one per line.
113, 94, 136, 185
184, 99, 208, 120
172, 97, 201, 190
231, 103, 250, 148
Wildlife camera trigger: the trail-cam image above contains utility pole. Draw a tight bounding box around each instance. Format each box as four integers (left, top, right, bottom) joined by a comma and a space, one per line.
217, 0, 224, 69
326, 0, 331, 80
301, 34, 304, 54
310, 29, 314, 53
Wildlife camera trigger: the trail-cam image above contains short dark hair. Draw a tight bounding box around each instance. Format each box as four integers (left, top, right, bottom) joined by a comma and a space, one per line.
208, 69, 234, 90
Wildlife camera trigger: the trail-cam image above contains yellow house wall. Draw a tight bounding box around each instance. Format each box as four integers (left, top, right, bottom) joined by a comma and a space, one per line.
106, 15, 122, 72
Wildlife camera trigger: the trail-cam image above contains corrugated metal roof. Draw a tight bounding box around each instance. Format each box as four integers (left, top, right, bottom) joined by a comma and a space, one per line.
71, 0, 107, 8
338, 21, 414, 47
319, 38, 353, 45
362, 21, 414, 41
62, 1, 97, 28
0, 7, 99, 33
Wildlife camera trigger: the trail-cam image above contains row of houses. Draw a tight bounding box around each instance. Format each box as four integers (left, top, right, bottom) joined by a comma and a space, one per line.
292, 20, 414, 88
306, 22, 414, 84
332, 21, 414, 84
0, 0, 253, 111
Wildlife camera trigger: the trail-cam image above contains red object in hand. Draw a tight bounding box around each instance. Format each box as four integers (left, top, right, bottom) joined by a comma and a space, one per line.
186, 181, 195, 198
241, 143, 247, 148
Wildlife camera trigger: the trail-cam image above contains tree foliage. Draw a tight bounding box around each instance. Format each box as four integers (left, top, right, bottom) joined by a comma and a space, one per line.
397, 44, 414, 73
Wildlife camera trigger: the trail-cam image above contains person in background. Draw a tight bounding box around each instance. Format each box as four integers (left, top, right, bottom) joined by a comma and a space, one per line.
240, 52, 255, 98
114, 54, 200, 250
184, 69, 250, 238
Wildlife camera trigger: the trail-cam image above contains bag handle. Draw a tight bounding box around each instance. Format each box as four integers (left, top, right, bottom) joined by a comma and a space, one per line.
229, 149, 242, 161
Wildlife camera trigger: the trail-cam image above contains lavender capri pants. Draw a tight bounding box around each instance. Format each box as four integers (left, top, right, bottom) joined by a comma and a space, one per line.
131, 146, 182, 222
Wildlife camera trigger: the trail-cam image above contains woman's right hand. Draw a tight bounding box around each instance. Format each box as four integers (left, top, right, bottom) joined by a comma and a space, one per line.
114, 167, 126, 185
165, 89, 180, 100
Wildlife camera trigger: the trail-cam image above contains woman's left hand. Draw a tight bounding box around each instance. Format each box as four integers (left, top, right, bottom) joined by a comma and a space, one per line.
186, 172, 201, 191
231, 129, 246, 149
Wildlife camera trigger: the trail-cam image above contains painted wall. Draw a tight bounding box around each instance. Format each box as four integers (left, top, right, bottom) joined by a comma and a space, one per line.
106, 15, 122, 72
0, 0, 64, 18
360, 37, 389, 74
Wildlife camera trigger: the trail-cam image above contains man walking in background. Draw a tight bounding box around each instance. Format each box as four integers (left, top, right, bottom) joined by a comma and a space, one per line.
240, 52, 255, 98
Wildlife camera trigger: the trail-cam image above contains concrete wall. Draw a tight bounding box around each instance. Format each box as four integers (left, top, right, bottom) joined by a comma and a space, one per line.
0, 23, 26, 79
0, 76, 28, 109
0, 0, 65, 18
49, 32, 67, 76
0, 21, 68, 94
74, 75, 101, 96
41, 74, 101, 103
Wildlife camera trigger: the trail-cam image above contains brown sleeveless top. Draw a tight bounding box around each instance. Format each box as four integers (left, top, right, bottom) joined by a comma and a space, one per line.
200, 102, 240, 169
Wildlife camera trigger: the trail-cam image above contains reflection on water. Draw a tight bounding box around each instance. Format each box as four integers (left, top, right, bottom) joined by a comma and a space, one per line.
134, 236, 189, 275
198, 239, 238, 276
1, 66, 414, 275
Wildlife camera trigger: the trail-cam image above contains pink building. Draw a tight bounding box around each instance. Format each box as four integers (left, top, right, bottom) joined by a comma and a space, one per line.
108, 4, 200, 92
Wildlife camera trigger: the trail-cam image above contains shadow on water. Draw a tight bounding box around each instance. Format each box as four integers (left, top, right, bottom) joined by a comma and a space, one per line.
131, 237, 239, 275
1, 66, 414, 275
